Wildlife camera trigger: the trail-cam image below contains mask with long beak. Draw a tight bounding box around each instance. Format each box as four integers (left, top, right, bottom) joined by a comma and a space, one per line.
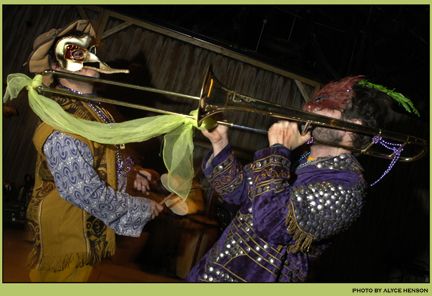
54, 34, 129, 74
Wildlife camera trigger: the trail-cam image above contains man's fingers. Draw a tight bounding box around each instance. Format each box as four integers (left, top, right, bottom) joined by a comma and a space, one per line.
156, 203, 164, 211
138, 169, 152, 181
149, 202, 164, 219
134, 176, 151, 194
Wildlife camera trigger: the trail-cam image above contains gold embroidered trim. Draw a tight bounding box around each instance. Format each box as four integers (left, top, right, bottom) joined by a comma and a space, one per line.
210, 153, 244, 196
250, 154, 289, 172
286, 201, 315, 253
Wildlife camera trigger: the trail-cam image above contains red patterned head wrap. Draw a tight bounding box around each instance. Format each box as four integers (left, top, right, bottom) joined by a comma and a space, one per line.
303, 75, 364, 112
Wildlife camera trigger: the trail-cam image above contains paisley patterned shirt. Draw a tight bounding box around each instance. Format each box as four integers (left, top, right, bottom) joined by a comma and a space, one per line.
43, 131, 153, 237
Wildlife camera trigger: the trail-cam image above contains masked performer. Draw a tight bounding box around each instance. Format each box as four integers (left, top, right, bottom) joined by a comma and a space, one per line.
25, 19, 163, 282
187, 76, 418, 282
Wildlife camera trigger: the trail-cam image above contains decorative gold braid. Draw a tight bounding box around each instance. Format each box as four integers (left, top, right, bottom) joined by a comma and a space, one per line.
286, 201, 314, 253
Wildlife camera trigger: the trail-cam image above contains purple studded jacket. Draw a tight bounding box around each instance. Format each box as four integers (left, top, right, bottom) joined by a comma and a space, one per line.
187, 144, 366, 282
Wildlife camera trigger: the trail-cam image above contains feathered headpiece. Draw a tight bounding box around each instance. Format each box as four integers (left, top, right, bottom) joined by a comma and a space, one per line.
358, 80, 420, 117
305, 75, 420, 117
304, 75, 364, 112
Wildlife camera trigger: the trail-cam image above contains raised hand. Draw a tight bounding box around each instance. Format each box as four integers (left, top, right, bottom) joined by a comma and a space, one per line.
201, 124, 229, 156
268, 121, 311, 150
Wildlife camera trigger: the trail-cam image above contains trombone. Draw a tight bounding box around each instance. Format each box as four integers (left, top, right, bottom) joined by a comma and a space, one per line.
38, 68, 427, 162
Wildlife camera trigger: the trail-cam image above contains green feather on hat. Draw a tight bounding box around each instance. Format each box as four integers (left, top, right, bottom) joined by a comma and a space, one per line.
358, 79, 420, 117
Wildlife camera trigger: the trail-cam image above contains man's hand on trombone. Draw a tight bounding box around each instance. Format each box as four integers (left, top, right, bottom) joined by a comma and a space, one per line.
268, 121, 311, 150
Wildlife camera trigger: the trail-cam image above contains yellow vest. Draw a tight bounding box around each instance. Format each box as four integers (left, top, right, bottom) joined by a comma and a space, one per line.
27, 99, 117, 272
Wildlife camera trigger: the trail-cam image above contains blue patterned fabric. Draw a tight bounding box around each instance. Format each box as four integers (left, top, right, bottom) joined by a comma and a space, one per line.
43, 131, 153, 237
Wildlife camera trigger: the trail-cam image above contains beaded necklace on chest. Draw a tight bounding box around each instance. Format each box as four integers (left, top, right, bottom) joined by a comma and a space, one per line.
56, 84, 133, 179
86, 102, 134, 179
295, 151, 311, 168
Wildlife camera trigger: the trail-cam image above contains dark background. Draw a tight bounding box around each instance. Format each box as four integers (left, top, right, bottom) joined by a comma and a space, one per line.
104, 5, 429, 125
102, 5, 430, 282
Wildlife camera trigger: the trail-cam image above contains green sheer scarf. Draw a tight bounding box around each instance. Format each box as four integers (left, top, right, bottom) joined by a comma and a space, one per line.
4, 73, 204, 199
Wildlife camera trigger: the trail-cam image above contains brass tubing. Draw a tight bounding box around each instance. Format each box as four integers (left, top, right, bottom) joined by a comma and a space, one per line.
199, 107, 426, 162
36, 85, 263, 134
42, 70, 201, 101
201, 106, 426, 146
37, 86, 193, 117
39, 69, 427, 162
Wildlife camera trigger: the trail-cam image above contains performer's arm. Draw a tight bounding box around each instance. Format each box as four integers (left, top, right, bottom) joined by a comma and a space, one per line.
202, 144, 247, 205
43, 131, 162, 237
201, 125, 247, 205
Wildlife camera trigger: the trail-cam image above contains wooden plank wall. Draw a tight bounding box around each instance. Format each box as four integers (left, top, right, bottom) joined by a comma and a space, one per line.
3, 5, 319, 186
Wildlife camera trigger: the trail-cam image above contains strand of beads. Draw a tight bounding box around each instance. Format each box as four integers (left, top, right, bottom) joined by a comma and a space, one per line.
86, 102, 133, 179
370, 136, 403, 187
57, 83, 134, 180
